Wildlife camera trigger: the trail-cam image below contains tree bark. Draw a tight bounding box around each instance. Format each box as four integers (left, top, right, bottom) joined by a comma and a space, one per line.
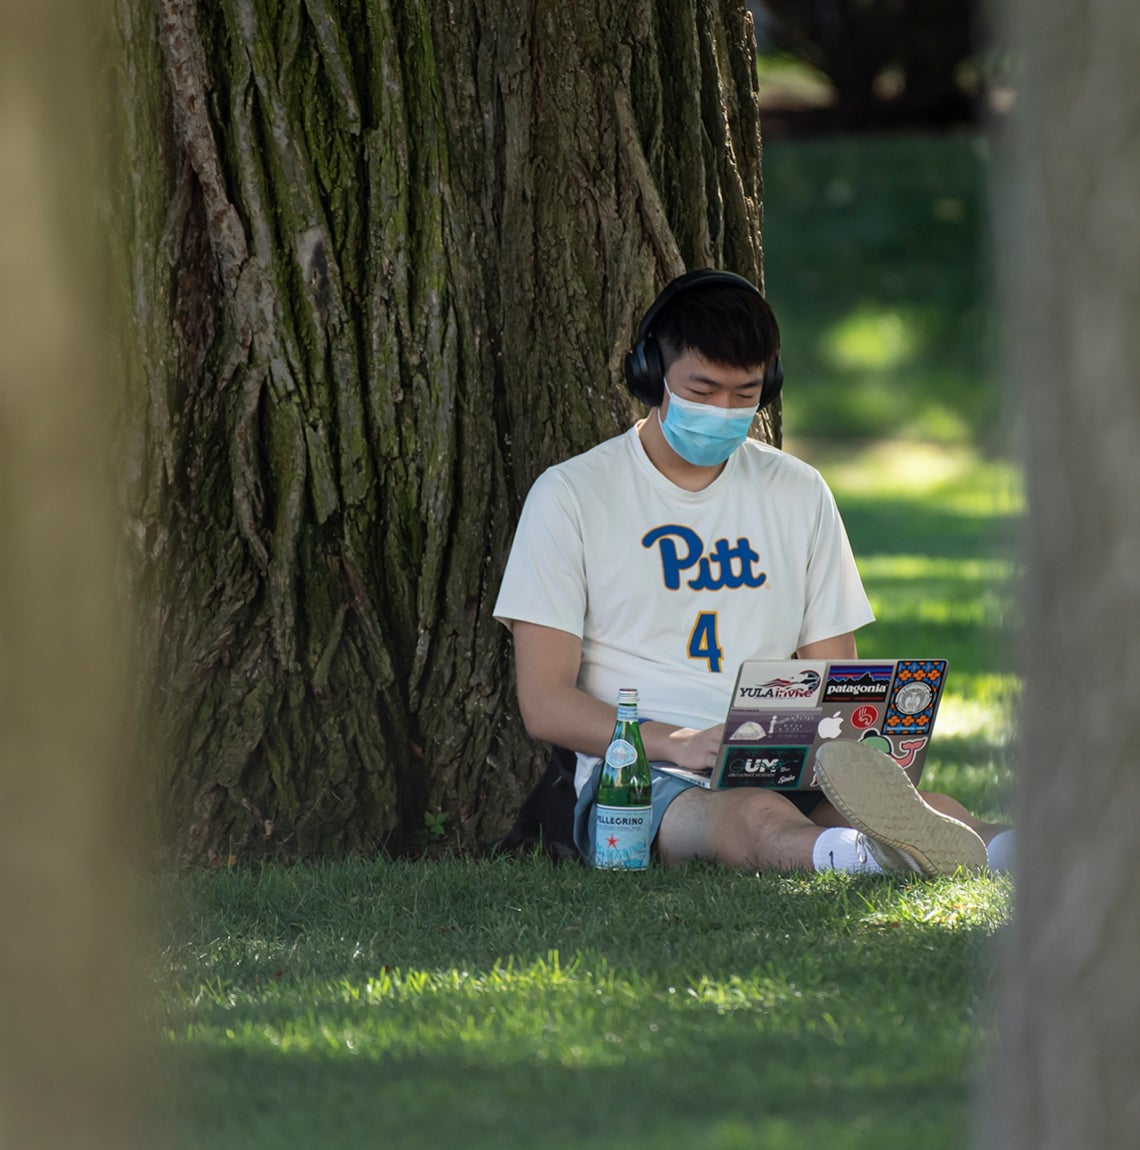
111, 0, 773, 862
978, 0, 1140, 1146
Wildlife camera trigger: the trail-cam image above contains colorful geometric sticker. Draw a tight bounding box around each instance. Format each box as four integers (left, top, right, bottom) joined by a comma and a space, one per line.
882, 660, 947, 736
720, 745, 807, 789
822, 663, 893, 703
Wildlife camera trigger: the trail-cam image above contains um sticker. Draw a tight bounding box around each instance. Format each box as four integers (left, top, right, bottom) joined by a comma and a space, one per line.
721, 746, 806, 789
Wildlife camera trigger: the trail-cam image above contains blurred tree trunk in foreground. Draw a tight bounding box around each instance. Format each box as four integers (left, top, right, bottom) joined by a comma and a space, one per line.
978, 0, 1140, 1146
0, 3, 146, 1148
112, 0, 774, 863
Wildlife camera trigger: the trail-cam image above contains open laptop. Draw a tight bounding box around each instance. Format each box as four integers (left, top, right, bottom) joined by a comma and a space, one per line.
655, 659, 949, 791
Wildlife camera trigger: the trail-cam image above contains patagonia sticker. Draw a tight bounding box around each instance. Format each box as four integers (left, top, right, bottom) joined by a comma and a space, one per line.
822, 663, 893, 703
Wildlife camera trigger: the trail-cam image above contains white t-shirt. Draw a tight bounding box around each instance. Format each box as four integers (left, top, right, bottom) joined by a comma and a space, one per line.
493, 426, 874, 791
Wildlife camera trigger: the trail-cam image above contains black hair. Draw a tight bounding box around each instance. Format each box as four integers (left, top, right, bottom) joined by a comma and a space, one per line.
653, 283, 780, 371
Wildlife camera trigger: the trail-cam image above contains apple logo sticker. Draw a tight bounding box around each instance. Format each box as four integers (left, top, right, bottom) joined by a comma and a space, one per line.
817, 711, 843, 740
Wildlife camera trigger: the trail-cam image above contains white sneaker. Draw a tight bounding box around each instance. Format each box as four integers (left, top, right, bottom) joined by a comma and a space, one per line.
815, 742, 987, 876
855, 832, 922, 875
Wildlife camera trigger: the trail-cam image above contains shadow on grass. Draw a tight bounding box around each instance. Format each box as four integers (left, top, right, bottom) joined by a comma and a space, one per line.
156, 857, 1010, 1149
169, 1032, 978, 1150
154, 862, 1007, 985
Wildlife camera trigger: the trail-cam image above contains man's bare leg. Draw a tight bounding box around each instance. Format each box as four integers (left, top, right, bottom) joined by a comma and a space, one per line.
655, 759, 1003, 876
657, 788, 823, 871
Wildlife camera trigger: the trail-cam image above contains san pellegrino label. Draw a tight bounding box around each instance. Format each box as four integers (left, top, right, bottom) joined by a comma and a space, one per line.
593, 688, 652, 870
593, 804, 651, 870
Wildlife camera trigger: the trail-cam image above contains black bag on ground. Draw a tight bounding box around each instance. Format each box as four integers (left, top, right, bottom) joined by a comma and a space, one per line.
493, 745, 581, 861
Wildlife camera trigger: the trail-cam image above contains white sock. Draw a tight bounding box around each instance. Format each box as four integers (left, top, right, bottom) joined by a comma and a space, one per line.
812, 827, 884, 874
986, 829, 1016, 873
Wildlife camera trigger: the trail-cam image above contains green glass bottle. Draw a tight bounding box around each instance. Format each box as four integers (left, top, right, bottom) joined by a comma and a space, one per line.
593, 688, 652, 869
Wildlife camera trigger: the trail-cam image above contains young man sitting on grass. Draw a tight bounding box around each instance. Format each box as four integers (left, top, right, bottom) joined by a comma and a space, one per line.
493, 270, 1014, 875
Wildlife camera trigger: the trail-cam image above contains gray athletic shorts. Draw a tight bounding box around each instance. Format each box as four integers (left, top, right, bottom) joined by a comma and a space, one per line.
572, 762, 825, 863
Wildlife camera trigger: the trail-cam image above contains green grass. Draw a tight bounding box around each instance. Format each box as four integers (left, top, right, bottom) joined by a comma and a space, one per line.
764, 130, 1021, 822
155, 132, 1021, 1148
793, 438, 1022, 823
763, 134, 1006, 451
154, 859, 1010, 1149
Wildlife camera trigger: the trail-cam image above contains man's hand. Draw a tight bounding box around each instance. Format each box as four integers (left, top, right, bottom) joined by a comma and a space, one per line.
649, 723, 725, 772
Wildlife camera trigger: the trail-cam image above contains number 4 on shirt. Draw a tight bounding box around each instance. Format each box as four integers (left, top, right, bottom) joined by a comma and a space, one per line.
687, 611, 723, 673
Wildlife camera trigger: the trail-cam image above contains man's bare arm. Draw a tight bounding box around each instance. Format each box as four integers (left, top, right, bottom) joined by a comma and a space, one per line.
511, 621, 615, 757
797, 632, 858, 661
510, 620, 724, 771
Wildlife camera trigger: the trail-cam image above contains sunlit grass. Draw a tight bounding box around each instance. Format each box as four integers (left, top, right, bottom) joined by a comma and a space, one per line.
937, 685, 1018, 746
155, 860, 1011, 1149
788, 438, 1024, 511
755, 50, 837, 109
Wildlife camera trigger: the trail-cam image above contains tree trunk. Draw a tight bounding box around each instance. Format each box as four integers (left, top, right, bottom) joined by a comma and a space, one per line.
978, 0, 1140, 1146
111, 0, 773, 862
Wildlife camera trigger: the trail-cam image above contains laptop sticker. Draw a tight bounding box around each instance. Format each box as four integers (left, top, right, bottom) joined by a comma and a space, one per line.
733, 662, 826, 708
851, 704, 879, 729
725, 710, 820, 744
721, 745, 807, 788
816, 711, 844, 740
882, 660, 946, 736
727, 719, 767, 741
822, 663, 894, 703
858, 729, 929, 771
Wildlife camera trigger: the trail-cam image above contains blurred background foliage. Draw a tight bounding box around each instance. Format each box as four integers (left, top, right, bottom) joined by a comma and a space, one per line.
764, 132, 1006, 452
747, 2, 1017, 453
745, 3, 1023, 821
749, 0, 1015, 133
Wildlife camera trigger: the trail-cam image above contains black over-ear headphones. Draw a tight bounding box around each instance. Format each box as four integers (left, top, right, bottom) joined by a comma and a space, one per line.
623, 268, 783, 409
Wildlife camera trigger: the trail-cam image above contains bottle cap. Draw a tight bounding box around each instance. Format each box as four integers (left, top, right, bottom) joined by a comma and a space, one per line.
617, 687, 639, 705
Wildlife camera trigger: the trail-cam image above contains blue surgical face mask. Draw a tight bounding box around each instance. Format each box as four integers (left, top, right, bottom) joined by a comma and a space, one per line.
659, 379, 755, 467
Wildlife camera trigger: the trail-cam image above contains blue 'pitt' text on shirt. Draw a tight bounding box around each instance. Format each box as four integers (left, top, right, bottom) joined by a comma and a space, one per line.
641, 525, 768, 592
